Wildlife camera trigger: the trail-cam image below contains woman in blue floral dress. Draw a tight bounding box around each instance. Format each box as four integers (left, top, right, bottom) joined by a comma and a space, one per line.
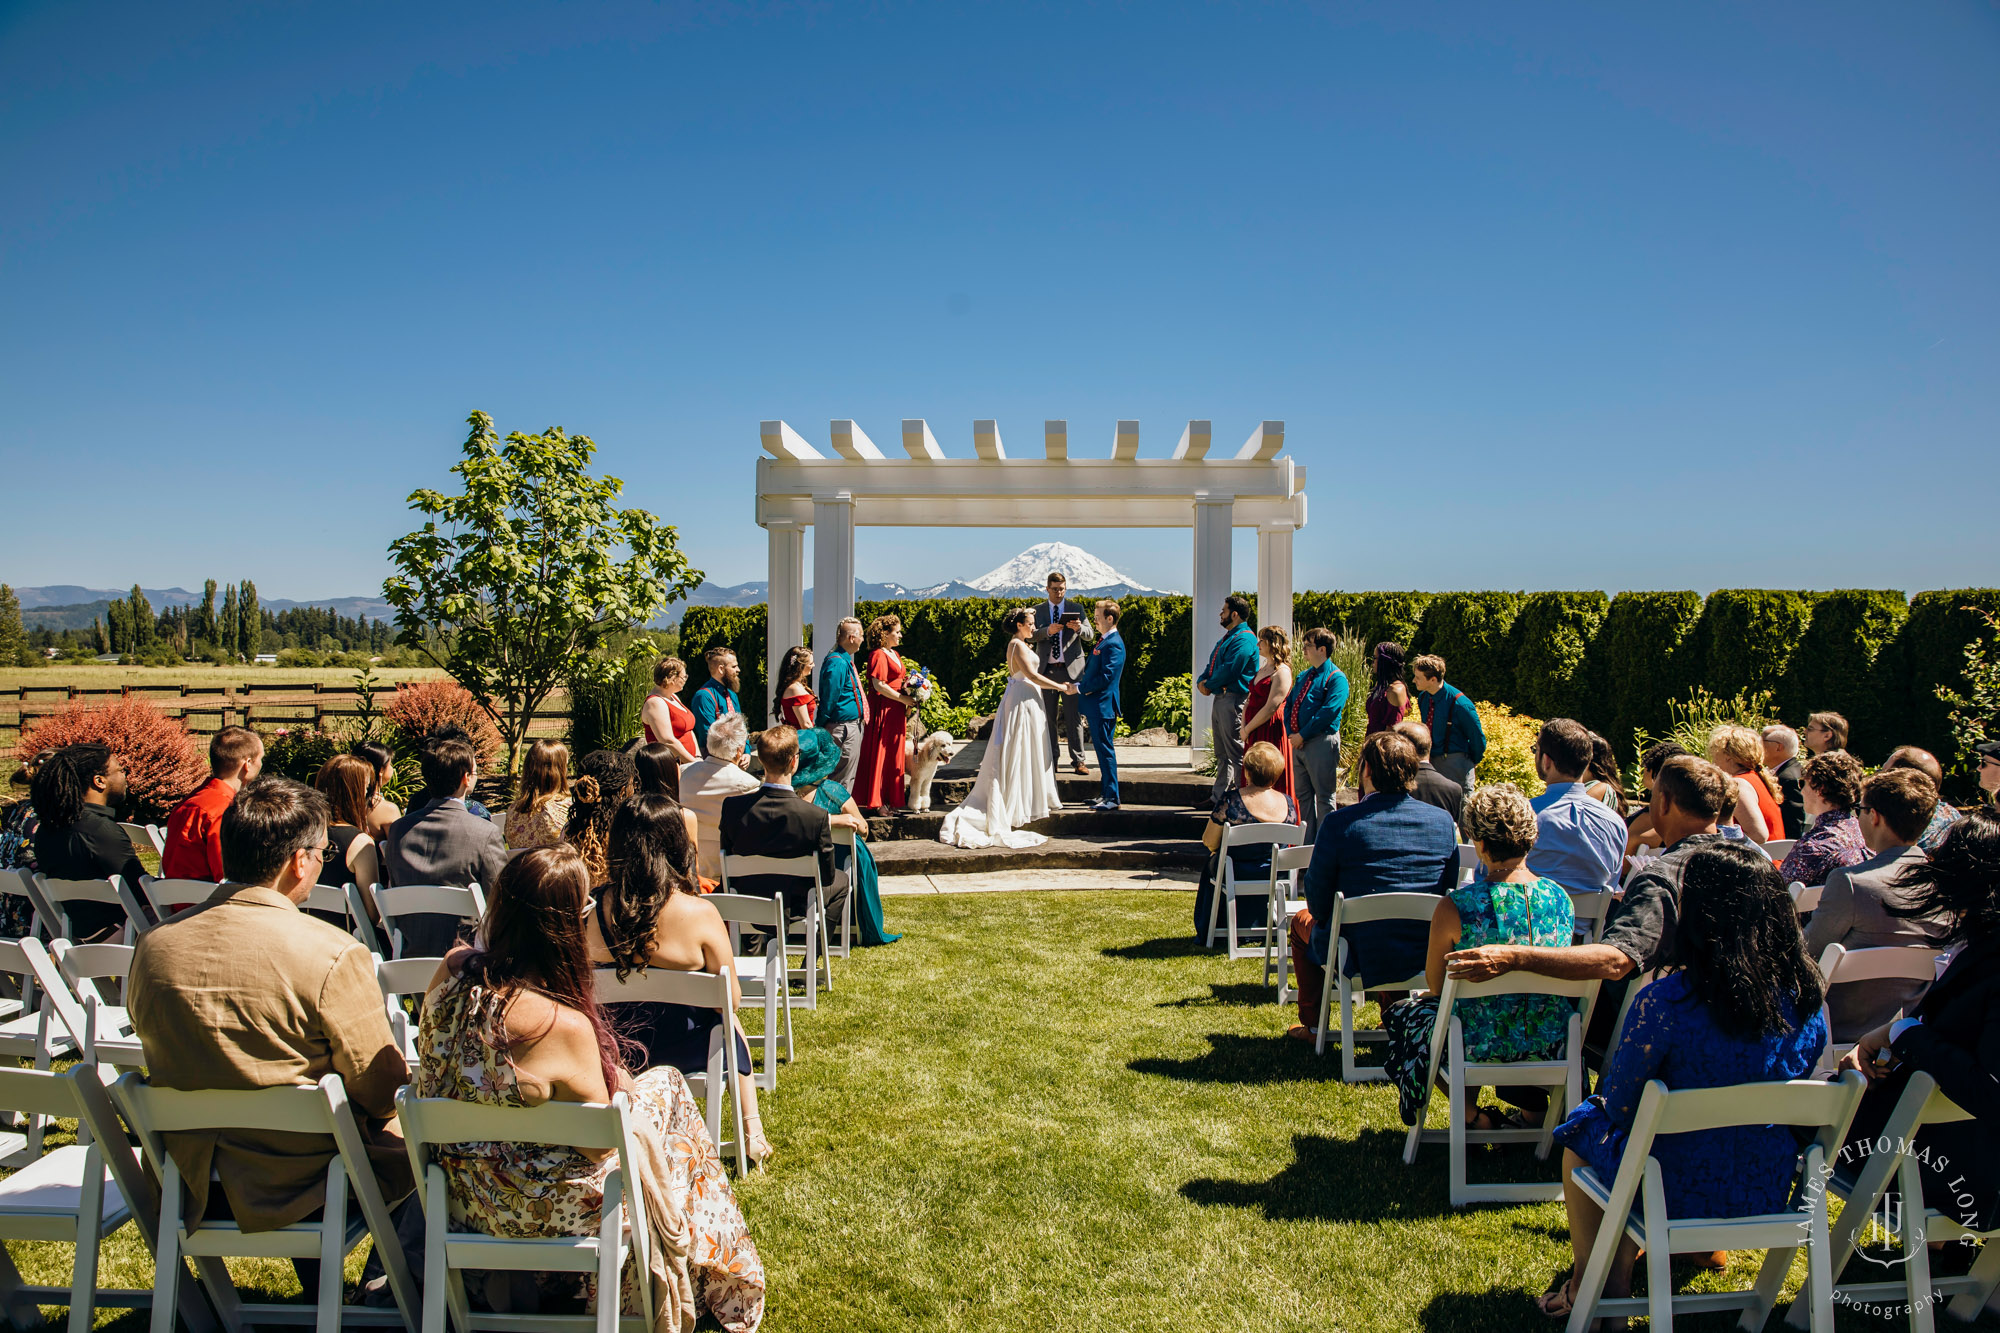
1382, 784, 1577, 1127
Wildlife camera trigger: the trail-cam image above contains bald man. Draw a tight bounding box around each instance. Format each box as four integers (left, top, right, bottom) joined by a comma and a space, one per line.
1880, 746, 1962, 851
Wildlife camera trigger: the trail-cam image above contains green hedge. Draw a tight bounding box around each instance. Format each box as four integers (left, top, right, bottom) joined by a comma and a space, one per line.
1512, 592, 1610, 721
1776, 590, 1907, 758
1870, 589, 2000, 765
1411, 592, 1527, 706
1678, 590, 1817, 703
1583, 591, 1704, 762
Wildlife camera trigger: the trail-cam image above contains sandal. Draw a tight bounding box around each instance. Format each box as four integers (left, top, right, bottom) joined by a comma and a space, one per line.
1537, 1268, 1574, 1320
1467, 1106, 1535, 1132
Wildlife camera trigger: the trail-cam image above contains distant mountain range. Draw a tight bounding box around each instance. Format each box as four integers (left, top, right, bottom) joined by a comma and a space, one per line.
11, 544, 1174, 631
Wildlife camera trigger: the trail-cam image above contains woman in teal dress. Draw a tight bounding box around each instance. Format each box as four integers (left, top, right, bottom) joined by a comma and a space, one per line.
792, 728, 900, 946
1381, 783, 1577, 1127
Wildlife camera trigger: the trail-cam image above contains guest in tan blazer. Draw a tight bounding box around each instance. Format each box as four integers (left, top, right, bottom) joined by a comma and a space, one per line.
127, 777, 415, 1289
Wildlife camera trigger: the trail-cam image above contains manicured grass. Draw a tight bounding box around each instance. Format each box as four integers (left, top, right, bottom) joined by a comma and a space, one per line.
5, 889, 1986, 1330
0, 666, 447, 690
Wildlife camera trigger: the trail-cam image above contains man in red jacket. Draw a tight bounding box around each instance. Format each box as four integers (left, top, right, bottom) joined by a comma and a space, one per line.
161, 727, 264, 882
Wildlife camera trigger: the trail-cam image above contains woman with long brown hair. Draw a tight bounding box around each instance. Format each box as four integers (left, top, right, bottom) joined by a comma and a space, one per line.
775, 644, 817, 731
417, 846, 765, 1330
504, 738, 572, 851
854, 614, 916, 814
313, 753, 382, 891
560, 749, 635, 882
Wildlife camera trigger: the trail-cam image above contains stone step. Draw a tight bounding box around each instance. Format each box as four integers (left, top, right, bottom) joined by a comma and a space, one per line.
865, 802, 1207, 844
922, 770, 1215, 811
870, 833, 1208, 877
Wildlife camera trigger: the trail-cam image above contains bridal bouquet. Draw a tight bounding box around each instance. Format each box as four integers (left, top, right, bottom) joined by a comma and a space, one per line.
905, 665, 936, 706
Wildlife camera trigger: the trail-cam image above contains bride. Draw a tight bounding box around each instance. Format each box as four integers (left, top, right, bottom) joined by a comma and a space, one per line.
937, 607, 1067, 849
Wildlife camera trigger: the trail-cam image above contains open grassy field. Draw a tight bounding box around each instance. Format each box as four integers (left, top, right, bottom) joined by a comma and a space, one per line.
5, 887, 1976, 1331
0, 666, 448, 691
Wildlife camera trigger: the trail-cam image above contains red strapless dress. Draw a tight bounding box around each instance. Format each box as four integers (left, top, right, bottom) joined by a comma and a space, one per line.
1242, 673, 1296, 803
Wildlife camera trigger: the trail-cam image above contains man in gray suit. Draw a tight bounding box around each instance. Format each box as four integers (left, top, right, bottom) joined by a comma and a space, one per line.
1803, 767, 1948, 1040
383, 734, 507, 957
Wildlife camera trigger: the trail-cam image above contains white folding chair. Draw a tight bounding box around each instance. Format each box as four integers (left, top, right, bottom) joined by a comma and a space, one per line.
395, 1086, 655, 1333
591, 966, 752, 1176
1565, 1071, 1868, 1333
1265, 844, 1314, 1001
1455, 842, 1478, 887
23, 938, 145, 1071
344, 880, 387, 955
0, 939, 77, 1163
721, 854, 831, 1009
1788, 1071, 2000, 1332
137, 874, 216, 923
118, 821, 166, 858
1399, 973, 1602, 1205
1764, 838, 1797, 863
1202, 822, 1304, 959
375, 954, 443, 1064
116, 1071, 419, 1333
29, 873, 147, 943
369, 882, 487, 959
707, 893, 793, 1087
825, 826, 861, 960
1566, 888, 1612, 945
1311, 891, 1442, 1079
1791, 881, 1822, 915
1811, 943, 1944, 1075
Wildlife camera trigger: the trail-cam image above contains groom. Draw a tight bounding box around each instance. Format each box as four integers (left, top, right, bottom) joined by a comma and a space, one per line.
1067, 599, 1127, 810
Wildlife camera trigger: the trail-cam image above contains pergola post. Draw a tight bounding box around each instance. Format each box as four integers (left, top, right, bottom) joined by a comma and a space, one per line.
811, 492, 855, 671
765, 520, 804, 721
1257, 521, 1294, 639
1190, 493, 1234, 756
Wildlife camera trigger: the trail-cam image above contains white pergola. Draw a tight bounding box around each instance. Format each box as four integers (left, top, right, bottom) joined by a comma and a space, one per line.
754, 418, 1308, 753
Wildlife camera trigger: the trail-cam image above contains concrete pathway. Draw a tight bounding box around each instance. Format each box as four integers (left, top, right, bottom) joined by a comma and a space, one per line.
879, 868, 1198, 895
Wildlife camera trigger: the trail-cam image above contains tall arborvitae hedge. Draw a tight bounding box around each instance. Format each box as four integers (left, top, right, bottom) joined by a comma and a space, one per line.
1677, 590, 1818, 703
1583, 591, 1704, 762
1777, 590, 1908, 760
1412, 593, 1528, 706
1513, 592, 1610, 721
1870, 589, 2000, 765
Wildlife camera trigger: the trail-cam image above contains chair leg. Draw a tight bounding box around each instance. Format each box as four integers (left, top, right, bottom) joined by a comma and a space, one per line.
0, 1245, 37, 1333
151, 1169, 183, 1333
314, 1163, 348, 1333
596, 1178, 624, 1333
1901, 1155, 1937, 1333
1204, 872, 1223, 948
1315, 959, 1337, 1059
1446, 1028, 1467, 1206
1645, 1162, 1675, 1332
67, 1158, 104, 1333
422, 1171, 451, 1333
1944, 1235, 2000, 1322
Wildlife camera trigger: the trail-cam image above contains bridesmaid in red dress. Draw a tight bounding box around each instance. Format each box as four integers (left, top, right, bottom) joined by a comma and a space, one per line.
854, 615, 915, 813
1241, 625, 1296, 803
775, 645, 818, 730
638, 655, 698, 763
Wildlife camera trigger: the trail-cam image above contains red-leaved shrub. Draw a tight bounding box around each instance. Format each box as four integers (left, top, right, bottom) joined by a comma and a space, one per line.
382, 679, 503, 766
19, 698, 209, 820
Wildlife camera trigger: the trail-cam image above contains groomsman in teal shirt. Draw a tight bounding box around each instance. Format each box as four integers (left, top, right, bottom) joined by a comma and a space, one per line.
1196, 595, 1260, 804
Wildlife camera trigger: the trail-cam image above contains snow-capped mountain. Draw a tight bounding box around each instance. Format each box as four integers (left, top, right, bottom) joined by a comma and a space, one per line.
916, 541, 1165, 599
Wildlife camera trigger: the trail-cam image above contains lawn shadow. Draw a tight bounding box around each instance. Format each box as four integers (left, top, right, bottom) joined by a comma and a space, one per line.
1181, 1130, 1452, 1223
1414, 1287, 1551, 1332
1129, 1032, 1344, 1085
1156, 982, 1271, 1009
1101, 936, 1208, 961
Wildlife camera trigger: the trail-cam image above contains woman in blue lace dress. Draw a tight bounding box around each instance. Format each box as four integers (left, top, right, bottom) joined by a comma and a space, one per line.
1538, 841, 1827, 1321
1381, 784, 1576, 1127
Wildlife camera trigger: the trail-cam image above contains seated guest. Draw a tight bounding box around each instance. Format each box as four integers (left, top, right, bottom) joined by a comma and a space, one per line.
584, 795, 771, 1164
1804, 710, 1848, 757
1708, 724, 1781, 844
1381, 784, 1577, 1129
690, 647, 743, 759
680, 713, 759, 884
1284, 731, 1458, 1040
718, 725, 848, 939
127, 778, 416, 1291
1582, 733, 1627, 816
1776, 750, 1868, 888
1804, 767, 1949, 1040
419, 846, 765, 1329
1539, 842, 1827, 1320
559, 748, 636, 884
1761, 724, 1806, 840
1622, 741, 1690, 860
384, 733, 508, 956
503, 738, 573, 851
1880, 745, 1962, 851
791, 727, 898, 946
161, 726, 264, 882
353, 740, 403, 839
1447, 756, 1732, 1065
312, 754, 383, 894
1392, 719, 1465, 831
1526, 719, 1628, 895
0, 752, 53, 938
29, 744, 144, 941
1193, 741, 1299, 943
632, 742, 701, 851
1839, 810, 2000, 1235
422, 725, 493, 819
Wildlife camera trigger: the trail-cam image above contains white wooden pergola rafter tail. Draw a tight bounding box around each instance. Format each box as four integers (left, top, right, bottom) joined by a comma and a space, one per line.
754, 417, 1309, 758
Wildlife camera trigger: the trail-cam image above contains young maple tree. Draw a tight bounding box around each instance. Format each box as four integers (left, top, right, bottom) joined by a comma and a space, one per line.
384, 411, 702, 773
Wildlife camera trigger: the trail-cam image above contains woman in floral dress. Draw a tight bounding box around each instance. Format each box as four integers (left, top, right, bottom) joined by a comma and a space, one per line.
1381, 784, 1577, 1128
417, 846, 764, 1332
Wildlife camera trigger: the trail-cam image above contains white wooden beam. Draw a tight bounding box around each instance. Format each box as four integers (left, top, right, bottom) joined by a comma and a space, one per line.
828, 420, 884, 460
758, 455, 1295, 500
1235, 420, 1285, 460
973, 420, 1006, 460
1112, 420, 1139, 461
760, 420, 823, 460
900, 419, 944, 460
1044, 420, 1067, 460
1171, 420, 1211, 460
757, 491, 1305, 529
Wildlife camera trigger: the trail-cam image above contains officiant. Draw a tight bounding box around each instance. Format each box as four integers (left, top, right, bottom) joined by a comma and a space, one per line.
1033, 571, 1090, 775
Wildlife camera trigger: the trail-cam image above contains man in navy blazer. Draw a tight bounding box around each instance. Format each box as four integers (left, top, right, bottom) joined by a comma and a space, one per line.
1067, 600, 1128, 810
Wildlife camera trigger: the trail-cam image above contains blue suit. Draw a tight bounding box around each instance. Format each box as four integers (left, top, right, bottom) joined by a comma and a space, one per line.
1075, 629, 1126, 805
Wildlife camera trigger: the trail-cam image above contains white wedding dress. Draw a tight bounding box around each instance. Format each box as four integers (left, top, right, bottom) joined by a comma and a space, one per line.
937, 654, 1062, 849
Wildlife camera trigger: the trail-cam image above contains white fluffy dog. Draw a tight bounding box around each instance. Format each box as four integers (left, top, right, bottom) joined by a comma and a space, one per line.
906, 732, 954, 813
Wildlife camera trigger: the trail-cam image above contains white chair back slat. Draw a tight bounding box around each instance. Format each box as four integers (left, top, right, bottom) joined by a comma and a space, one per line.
137, 875, 215, 923
720, 854, 832, 1009
119, 821, 165, 858
1789, 881, 1822, 915
1207, 822, 1306, 960
368, 881, 486, 959
591, 966, 751, 1174
1456, 842, 1478, 886
705, 893, 795, 1084
1314, 891, 1445, 1078
1764, 838, 1796, 862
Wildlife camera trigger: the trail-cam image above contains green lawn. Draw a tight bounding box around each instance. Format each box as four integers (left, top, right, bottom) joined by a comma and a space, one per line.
7, 889, 1988, 1330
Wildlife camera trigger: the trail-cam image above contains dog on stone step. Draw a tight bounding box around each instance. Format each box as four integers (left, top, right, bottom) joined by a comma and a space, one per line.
906, 732, 954, 813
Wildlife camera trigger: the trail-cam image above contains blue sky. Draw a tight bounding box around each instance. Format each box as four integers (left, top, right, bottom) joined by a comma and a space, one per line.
2, 1, 1994, 601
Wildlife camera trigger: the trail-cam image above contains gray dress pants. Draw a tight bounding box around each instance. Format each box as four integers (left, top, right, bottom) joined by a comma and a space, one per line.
1434, 751, 1477, 792
1210, 690, 1247, 802
1293, 732, 1343, 841
825, 720, 863, 790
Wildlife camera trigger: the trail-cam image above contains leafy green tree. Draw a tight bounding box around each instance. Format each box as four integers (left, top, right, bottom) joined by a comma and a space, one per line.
238, 580, 260, 658
384, 410, 702, 772
0, 585, 29, 666
197, 579, 218, 646
219, 585, 239, 660
127, 585, 155, 648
